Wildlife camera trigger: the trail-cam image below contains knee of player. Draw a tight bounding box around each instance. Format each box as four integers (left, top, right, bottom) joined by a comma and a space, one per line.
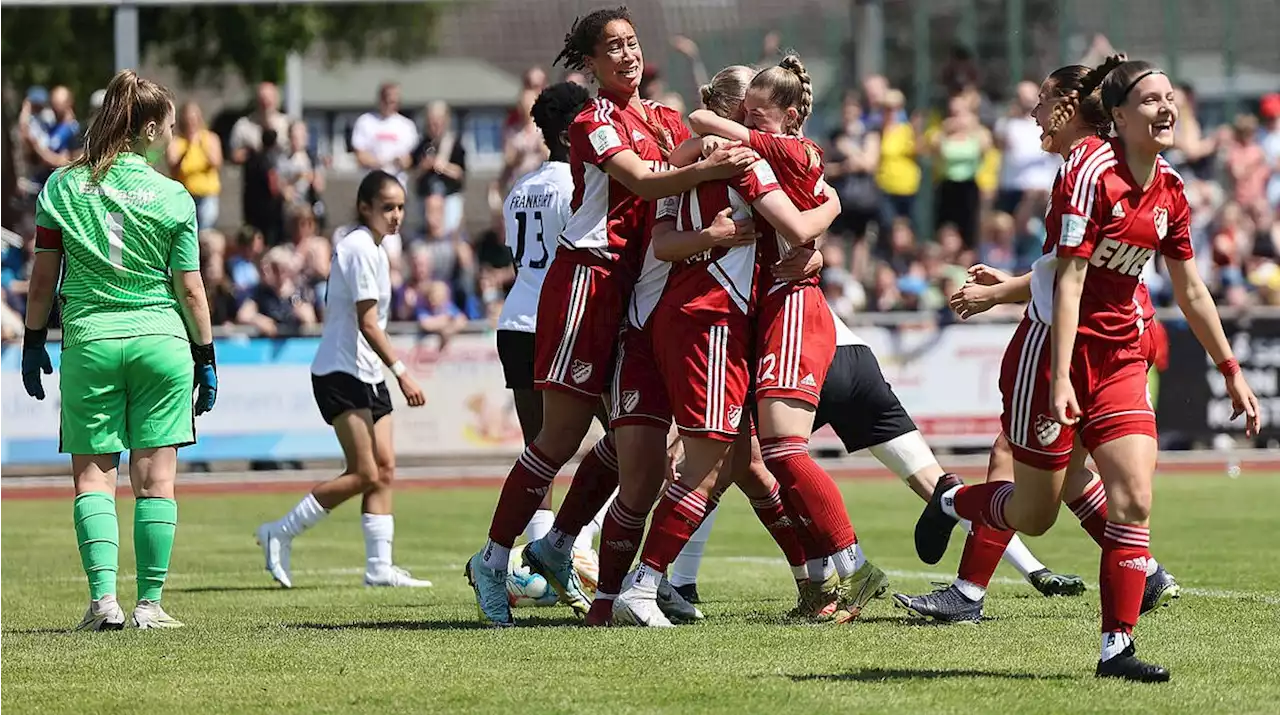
1108, 488, 1151, 523
373, 463, 396, 488
1020, 508, 1059, 537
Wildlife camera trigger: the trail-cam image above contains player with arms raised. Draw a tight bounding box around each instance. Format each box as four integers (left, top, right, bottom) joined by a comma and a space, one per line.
22, 70, 217, 630
915, 59, 1260, 681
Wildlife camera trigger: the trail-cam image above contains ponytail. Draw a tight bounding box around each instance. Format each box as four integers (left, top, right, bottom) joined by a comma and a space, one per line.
749, 52, 813, 135
699, 65, 755, 119
72, 69, 174, 181
1041, 54, 1124, 150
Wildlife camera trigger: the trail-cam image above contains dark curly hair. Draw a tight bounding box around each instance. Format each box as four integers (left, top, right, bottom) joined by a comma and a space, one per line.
1041, 54, 1124, 148
531, 81, 591, 159
552, 6, 633, 71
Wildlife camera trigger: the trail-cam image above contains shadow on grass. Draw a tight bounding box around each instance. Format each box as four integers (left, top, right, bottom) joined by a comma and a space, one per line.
169, 584, 311, 594
286, 615, 583, 632
788, 668, 1075, 682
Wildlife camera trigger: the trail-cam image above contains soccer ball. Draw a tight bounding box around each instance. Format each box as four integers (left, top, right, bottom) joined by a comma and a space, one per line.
507, 548, 558, 608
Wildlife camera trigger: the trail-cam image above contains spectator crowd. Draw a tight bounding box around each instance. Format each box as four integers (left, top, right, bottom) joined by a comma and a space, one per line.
4, 37, 1280, 343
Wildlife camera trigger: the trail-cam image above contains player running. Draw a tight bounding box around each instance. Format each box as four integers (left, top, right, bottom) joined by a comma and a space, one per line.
610, 64, 841, 626
467, 6, 756, 627
256, 171, 431, 589
22, 69, 217, 630
914, 58, 1260, 682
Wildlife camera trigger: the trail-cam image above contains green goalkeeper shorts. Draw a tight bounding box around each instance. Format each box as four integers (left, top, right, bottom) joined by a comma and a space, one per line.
59, 335, 196, 455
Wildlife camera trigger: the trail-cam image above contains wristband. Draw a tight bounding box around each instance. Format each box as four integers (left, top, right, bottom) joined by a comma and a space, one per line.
24, 327, 48, 349
191, 342, 216, 368
391, 360, 407, 377
1217, 358, 1241, 378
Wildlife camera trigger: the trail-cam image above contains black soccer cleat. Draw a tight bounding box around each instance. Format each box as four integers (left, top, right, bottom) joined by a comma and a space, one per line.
914, 473, 964, 565
1096, 643, 1170, 683
1029, 568, 1087, 597
892, 584, 983, 624
1140, 564, 1181, 615
673, 582, 701, 605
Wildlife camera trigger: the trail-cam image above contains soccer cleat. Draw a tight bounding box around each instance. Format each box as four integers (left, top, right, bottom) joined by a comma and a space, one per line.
833, 561, 889, 622
1140, 564, 1181, 615
130, 600, 184, 630
673, 582, 701, 604
1029, 568, 1088, 597
892, 584, 984, 624
365, 564, 433, 588
657, 576, 704, 622
787, 575, 841, 621
255, 522, 293, 589
914, 473, 964, 565
523, 539, 591, 618
1096, 643, 1170, 683
465, 552, 514, 627
612, 587, 675, 628
585, 597, 614, 627
74, 595, 125, 632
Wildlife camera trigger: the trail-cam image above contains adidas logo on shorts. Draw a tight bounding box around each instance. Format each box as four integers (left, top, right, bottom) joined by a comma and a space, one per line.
800, 374, 817, 388
1112, 202, 1126, 219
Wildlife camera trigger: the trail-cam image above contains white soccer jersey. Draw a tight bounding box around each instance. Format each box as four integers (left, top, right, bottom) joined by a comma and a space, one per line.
830, 302, 868, 347
311, 226, 392, 384
498, 161, 573, 332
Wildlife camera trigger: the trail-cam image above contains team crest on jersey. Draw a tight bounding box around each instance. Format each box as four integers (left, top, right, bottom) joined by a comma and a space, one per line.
570, 360, 594, 385
1153, 207, 1168, 240
727, 405, 743, 430
1034, 414, 1062, 447
621, 390, 640, 413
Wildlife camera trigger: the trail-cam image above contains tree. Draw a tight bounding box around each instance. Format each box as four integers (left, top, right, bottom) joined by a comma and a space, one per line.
1, 4, 440, 106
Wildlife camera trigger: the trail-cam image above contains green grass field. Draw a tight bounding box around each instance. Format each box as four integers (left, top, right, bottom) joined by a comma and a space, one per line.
4, 473, 1279, 714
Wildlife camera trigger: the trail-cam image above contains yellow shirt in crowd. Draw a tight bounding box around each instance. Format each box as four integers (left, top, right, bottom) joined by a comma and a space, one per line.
171, 130, 221, 198
876, 123, 921, 197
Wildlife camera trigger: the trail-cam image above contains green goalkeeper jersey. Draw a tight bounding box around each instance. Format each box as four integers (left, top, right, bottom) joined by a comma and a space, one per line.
35, 152, 200, 348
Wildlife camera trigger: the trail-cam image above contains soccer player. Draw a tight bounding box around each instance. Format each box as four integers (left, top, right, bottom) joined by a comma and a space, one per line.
256, 171, 431, 589
466, 5, 755, 627
688, 55, 887, 621
611, 64, 842, 626
896, 274, 1180, 623
22, 69, 217, 630
496, 80, 610, 594
914, 58, 1261, 682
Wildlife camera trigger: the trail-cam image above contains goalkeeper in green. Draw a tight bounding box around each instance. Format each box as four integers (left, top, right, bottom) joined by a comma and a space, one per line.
22, 69, 218, 631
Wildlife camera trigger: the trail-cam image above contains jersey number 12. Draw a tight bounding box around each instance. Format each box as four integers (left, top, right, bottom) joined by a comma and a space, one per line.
105, 211, 126, 271
513, 210, 549, 270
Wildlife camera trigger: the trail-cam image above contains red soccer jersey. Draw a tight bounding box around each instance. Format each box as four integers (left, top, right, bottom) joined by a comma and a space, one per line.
1051, 138, 1193, 343
562, 91, 691, 277
746, 129, 828, 292
644, 160, 782, 325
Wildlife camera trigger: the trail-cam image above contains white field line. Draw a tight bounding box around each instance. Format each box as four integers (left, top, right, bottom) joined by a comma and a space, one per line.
18, 556, 1280, 606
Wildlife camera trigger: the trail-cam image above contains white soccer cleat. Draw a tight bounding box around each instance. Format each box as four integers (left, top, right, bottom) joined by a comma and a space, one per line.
75, 594, 125, 632
612, 587, 675, 628
130, 600, 185, 630
255, 522, 293, 589
657, 576, 704, 622
365, 564, 433, 588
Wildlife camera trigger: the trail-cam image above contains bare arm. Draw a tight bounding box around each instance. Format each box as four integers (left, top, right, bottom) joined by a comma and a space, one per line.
1166, 257, 1233, 364
205, 132, 223, 169
171, 270, 215, 345
23, 252, 62, 331
667, 137, 705, 168
166, 142, 187, 175
1049, 257, 1088, 423
688, 110, 751, 144
235, 298, 277, 337
651, 209, 757, 262
354, 150, 382, 171
357, 299, 401, 369
751, 186, 841, 247
601, 146, 753, 201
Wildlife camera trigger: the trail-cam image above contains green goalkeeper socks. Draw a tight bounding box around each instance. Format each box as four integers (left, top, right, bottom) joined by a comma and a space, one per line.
134, 498, 177, 603
73, 492, 119, 601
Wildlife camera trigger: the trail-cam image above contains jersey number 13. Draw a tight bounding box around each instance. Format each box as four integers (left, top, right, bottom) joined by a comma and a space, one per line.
513, 210, 549, 270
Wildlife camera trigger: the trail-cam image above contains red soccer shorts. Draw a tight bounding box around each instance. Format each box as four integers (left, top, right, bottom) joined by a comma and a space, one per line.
609, 324, 672, 430
1000, 319, 1156, 471
651, 307, 752, 443
754, 285, 835, 407
534, 259, 628, 398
